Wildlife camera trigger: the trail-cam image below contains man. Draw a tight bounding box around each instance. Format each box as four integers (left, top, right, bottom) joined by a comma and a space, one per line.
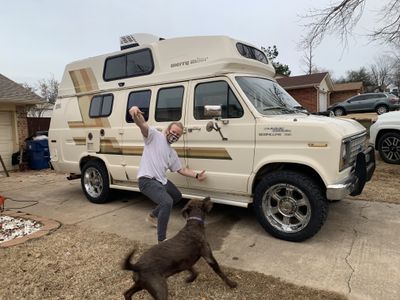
129, 106, 206, 243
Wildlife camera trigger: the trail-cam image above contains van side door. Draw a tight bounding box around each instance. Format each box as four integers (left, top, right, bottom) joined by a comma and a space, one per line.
123, 83, 189, 188
184, 77, 255, 193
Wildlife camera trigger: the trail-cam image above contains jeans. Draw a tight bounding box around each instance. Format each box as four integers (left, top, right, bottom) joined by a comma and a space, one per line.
138, 177, 182, 241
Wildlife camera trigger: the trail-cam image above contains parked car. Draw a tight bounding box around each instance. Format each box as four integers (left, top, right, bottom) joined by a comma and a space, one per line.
370, 111, 400, 164
328, 92, 400, 116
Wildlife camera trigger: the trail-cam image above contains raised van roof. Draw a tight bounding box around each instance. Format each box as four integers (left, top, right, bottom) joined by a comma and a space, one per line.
58, 35, 276, 98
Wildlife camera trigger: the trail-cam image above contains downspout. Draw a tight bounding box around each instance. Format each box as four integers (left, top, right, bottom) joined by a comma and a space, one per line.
314, 84, 320, 112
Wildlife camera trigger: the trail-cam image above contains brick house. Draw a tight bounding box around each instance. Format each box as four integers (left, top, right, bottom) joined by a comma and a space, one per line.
0, 73, 44, 171
330, 82, 364, 105
276, 72, 334, 113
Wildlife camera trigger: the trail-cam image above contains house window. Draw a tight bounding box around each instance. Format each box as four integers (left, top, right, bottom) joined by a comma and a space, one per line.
103, 49, 154, 81
194, 81, 243, 120
126, 90, 151, 123
89, 94, 114, 118
155, 87, 184, 122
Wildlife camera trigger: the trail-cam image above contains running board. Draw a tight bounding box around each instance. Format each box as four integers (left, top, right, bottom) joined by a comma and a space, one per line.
110, 180, 251, 208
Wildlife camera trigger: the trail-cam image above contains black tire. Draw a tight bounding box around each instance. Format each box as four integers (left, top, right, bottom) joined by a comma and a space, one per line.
333, 107, 345, 116
81, 160, 111, 204
378, 132, 400, 164
376, 105, 388, 115
253, 170, 328, 242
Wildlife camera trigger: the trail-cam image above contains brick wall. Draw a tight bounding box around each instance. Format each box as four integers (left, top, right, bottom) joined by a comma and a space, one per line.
16, 105, 28, 147
286, 88, 318, 112
330, 90, 359, 105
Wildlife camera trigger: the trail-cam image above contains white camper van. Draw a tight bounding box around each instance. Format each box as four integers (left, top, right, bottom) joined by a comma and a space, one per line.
49, 34, 375, 242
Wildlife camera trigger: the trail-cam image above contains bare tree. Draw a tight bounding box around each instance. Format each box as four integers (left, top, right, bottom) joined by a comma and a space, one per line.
37, 75, 59, 104
301, 0, 400, 47
369, 57, 392, 91
389, 52, 400, 89
24, 75, 59, 118
299, 36, 317, 74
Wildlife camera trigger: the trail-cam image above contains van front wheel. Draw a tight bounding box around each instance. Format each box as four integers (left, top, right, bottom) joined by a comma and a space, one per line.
81, 160, 111, 204
253, 171, 328, 242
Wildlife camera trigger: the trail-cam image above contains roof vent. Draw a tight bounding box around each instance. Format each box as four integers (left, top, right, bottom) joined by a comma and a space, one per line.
119, 33, 164, 50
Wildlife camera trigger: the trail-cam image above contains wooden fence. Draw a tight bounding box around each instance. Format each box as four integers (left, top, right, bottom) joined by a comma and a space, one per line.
27, 117, 51, 136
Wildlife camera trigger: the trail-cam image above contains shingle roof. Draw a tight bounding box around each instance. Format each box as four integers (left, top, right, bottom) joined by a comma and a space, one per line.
0, 73, 45, 104
276, 72, 329, 88
333, 82, 363, 91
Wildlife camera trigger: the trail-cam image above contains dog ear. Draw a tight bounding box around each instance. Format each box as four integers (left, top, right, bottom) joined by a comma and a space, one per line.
181, 200, 192, 218
203, 196, 213, 213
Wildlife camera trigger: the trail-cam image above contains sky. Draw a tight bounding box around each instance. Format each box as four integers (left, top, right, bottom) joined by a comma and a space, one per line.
0, 0, 390, 86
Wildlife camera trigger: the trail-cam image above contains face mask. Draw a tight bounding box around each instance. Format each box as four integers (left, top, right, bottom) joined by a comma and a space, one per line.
167, 133, 179, 144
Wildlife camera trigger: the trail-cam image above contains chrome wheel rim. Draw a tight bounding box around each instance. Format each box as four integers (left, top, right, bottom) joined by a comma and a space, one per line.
381, 136, 400, 162
377, 106, 387, 114
334, 109, 343, 116
262, 184, 311, 233
83, 167, 103, 198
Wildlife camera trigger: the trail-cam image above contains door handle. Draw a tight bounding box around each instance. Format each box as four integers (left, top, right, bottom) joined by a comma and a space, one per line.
187, 127, 201, 133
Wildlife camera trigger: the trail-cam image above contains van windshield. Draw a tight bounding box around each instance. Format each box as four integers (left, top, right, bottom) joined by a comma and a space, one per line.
235, 76, 303, 115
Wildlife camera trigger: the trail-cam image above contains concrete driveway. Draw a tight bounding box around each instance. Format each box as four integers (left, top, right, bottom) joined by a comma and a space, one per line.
1, 169, 400, 300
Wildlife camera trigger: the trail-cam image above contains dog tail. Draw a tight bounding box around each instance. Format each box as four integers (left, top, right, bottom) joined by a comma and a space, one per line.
123, 250, 139, 272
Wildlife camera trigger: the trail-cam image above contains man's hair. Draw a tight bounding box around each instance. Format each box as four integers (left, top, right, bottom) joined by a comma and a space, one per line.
167, 122, 184, 131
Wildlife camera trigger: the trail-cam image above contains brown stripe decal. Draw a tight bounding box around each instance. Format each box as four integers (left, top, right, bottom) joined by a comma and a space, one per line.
73, 137, 86, 145
69, 68, 98, 94
186, 147, 232, 160
72, 138, 232, 160
68, 68, 111, 129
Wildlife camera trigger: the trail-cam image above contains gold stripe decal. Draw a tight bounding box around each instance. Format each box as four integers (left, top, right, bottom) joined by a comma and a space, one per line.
69, 68, 98, 94
68, 68, 111, 129
71, 138, 232, 160
73, 137, 86, 146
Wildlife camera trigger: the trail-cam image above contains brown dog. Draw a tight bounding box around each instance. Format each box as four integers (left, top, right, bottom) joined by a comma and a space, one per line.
123, 197, 237, 299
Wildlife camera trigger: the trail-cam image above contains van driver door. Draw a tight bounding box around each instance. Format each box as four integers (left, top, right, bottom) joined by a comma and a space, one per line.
184, 77, 255, 194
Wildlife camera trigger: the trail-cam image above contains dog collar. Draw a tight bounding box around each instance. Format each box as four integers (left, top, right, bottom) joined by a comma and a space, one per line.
187, 216, 204, 224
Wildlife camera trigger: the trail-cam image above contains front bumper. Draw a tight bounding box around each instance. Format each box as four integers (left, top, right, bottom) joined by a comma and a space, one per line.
326, 146, 375, 200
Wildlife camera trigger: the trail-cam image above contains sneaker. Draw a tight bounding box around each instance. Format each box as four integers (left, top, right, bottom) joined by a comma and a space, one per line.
158, 238, 168, 244
146, 214, 157, 228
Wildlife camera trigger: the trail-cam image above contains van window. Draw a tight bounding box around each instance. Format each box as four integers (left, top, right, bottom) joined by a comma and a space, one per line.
126, 90, 151, 123
194, 81, 243, 119
89, 94, 114, 118
236, 43, 268, 64
155, 87, 184, 122
103, 49, 154, 81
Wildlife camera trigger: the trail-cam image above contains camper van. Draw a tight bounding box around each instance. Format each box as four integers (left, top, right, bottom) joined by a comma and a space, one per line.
49, 34, 375, 242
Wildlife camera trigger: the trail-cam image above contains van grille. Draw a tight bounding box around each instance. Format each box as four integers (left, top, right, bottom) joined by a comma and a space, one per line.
348, 133, 367, 165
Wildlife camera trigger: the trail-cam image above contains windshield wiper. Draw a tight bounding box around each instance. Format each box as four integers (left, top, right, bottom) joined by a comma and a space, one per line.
263, 106, 285, 111
290, 106, 310, 115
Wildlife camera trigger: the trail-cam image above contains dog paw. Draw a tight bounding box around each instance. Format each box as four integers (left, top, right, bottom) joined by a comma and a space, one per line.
185, 276, 197, 283
227, 280, 238, 288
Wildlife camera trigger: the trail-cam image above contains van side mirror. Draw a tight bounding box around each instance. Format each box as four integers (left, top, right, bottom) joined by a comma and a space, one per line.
204, 105, 222, 119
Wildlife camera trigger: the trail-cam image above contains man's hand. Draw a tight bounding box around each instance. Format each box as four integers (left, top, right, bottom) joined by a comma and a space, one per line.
129, 106, 148, 137
129, 106, 144, 119
196, 170, 206, 181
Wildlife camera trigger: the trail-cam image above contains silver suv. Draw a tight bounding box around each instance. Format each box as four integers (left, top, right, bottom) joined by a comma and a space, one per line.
329, 92, 400, 116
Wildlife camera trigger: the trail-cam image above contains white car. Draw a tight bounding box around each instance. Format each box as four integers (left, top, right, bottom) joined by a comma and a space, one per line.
370, 111, 400, 164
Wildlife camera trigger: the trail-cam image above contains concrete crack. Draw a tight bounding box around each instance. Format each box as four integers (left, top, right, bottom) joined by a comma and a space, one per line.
345, 228, 357, 295
73, 201, 141, 225
344, 203, 370, 296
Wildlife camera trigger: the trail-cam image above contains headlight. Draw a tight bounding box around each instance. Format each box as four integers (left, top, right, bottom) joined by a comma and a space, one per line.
339, 140, 350, 171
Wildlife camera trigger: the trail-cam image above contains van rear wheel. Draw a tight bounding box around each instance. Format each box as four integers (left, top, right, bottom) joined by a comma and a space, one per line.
81, 160, 111, 204
253, 171, 328, 242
